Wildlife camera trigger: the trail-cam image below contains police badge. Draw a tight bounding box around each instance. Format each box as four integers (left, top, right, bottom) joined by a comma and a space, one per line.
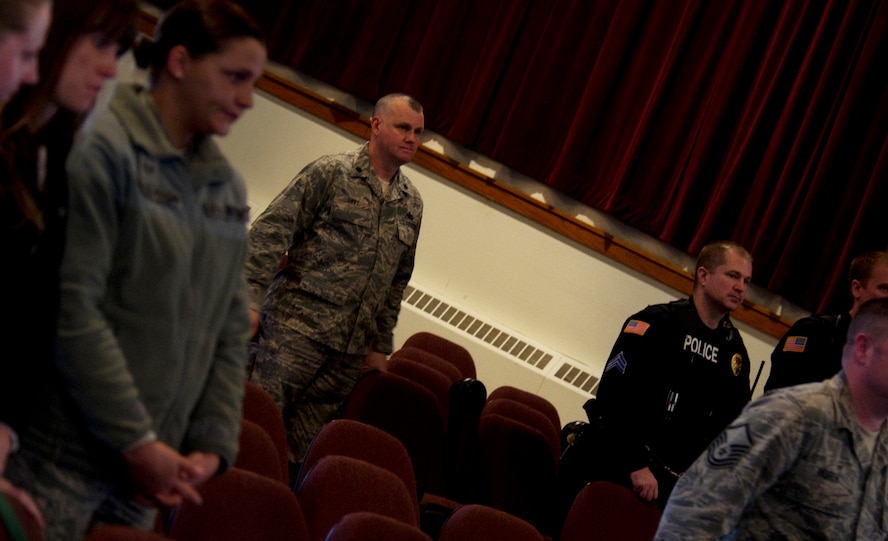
731, 353, 743, 376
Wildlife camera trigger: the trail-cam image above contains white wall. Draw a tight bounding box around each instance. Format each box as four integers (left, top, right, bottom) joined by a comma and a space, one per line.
215, 90, 778, 424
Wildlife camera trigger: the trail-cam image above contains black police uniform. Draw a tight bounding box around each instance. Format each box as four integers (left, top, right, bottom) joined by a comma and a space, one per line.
763, 312, 850, 392
594, 297, 751, 508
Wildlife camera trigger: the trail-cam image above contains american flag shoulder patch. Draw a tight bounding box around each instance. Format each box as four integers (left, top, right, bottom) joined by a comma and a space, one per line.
605, 351, 628, 374
783, 336, 807, 353
623, 319, 650, 336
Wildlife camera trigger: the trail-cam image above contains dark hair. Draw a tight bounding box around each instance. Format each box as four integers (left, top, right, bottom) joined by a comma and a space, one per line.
2, 0, 138, 135
133, 0, 264, 79
0, 0, 48, 33
849, 251, 888, 286
0, 0, 138, 229
694, 240, 752, 287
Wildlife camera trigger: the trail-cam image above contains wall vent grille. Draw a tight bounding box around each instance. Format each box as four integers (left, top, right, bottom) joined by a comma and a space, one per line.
554, 360, 600, 395
402, 284, 598, 396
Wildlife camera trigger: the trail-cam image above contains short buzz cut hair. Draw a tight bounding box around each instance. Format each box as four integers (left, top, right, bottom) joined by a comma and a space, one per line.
694, 240, 752, 287
849, 251, 888, 286
373, 93, 423, 118
845, 297, 888, 354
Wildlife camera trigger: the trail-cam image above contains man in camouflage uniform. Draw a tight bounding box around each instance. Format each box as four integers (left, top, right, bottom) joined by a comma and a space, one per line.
765, 250, 888, 391
244, 94, 424, 484
657, 297, 888, 540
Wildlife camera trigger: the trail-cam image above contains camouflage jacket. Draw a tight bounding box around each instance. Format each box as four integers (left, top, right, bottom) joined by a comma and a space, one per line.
245, 143, 422, 355
656, 372, 888, 540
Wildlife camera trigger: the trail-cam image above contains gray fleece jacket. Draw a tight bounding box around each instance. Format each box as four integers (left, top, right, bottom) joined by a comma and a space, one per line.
22, 83, 251, 479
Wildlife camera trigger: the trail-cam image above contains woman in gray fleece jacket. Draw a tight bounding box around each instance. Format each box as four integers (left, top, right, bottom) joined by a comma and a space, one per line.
5, 1, 267, 539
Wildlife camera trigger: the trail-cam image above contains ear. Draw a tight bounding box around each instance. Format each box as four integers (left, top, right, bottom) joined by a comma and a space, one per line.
851, 279, 864, 301
852, 332, 873, 367
166, 45, 191, 80
370, 116, 381, 135
696, 266, 709, 286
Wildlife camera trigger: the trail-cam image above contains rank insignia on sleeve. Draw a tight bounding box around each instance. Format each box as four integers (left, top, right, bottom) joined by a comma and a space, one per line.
707, 424, 752, 468
623, 319, 650, 336
605, 351, 628, 374
783, 336, 807, 352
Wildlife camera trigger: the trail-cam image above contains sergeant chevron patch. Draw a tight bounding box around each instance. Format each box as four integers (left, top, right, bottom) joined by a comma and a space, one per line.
605, 351, 628, 374
707, 424, 753, 468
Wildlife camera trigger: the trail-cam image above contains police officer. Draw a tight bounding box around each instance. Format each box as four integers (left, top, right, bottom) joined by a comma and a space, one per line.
244, 94, 425, 485
594, 240, 753, 509
765, 250, 888, 391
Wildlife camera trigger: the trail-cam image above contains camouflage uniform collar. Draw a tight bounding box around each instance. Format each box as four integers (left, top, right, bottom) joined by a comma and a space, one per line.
354, 142, 407, 200
831, 371, 886, 465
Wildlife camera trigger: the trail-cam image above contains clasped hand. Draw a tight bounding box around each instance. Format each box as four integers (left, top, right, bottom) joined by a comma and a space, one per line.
124, 441, 219, 508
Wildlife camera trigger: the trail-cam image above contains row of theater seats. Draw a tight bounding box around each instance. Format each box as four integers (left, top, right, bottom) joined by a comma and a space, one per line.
339, 331, 568, 537
233, 330, 662, 540
0, 331, 663, 540
333, 331, 663, 540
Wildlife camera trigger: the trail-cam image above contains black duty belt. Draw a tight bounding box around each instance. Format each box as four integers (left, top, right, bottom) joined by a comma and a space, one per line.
645, 445, 682, 480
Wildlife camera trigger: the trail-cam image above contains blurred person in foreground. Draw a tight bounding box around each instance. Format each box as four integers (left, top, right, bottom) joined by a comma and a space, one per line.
657, 297, 888, 540
1, 0, 133, 530
5, 1, 265, 539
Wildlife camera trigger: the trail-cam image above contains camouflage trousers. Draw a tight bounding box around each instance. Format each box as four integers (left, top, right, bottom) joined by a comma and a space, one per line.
5, 445, 156, 541
247, 323, 364, 484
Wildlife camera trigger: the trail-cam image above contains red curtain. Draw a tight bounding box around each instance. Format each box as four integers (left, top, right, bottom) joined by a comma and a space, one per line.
228, 0, 887, 315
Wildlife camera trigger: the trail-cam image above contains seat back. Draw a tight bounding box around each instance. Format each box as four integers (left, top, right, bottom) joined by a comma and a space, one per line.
487, 386, 561, 435
296, 455, 418, 541
85, 525, 173, 541
389, 350, 487, 501
168, 467, 309, 541
387, 357, 453, 424
483, 398, 560, 463
560, 481, 661, 541
477, 404, 559, 536
296, 419, 419, 522
341, 370, 447, 496
390, 346, 463, 383
324, 512, 433, 541
438, 504, 544, 541
402, 332, 476, 379
242, 381, 289, 479
235, 418, 287, 484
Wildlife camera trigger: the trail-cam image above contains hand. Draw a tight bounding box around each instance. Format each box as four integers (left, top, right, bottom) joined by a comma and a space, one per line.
123, 441, 202, 508
249, 309, 260, 339
630, 466, 658, 502
180, 452, 220, 488
362, 350, 388, 372
0, 477, 45, 530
